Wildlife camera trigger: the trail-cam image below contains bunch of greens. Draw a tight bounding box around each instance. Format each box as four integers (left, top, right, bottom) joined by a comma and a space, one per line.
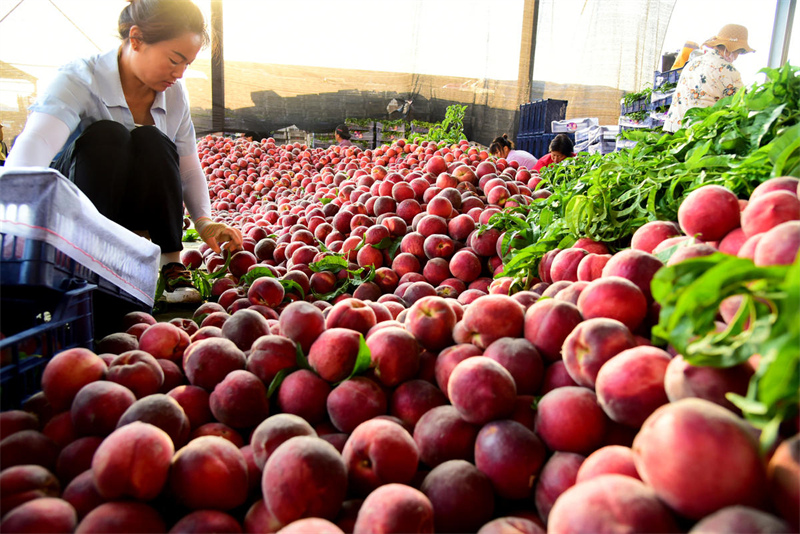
652, 252, 799, 451
655, 81, 677, 93
409, 105, 468, 146
308, 236, 402, 302
492, 63, 800, 287
622, 86, 653, 108
623, 110, 650, 122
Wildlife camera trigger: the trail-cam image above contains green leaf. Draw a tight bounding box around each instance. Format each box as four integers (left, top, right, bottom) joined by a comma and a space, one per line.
239, 266, 276, 287
309, 255, 348, 274
280, 279, 305, 300
768, 123, 800, 177
387, 237, 404, 260
338, 334, 373, 384
295, 343, 312, 371
182, 228, 200, 242
372, 236, 400, 251
267, 367, 294, 398
652, 252, 799, 451
320, 197, 333, 205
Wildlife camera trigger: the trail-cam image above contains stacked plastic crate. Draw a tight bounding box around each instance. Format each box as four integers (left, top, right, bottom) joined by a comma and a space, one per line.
516, 99, 570, 158
617, 67, 684, 150
649, 67, 683, 127
0, 169, 158, 407
345, 121, 376, 150
376, 122, 405, 146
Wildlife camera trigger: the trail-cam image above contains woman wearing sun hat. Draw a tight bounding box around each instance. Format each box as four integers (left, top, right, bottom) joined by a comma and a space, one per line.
664, 24, 754, 132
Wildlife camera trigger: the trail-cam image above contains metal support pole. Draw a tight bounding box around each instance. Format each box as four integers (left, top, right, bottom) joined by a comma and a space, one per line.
529, 0, 540, 102
211, 0, 224, 134
768, 0, 796, 68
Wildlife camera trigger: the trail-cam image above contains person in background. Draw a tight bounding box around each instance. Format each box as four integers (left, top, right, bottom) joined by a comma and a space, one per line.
0, 124, 8, 166
4, 0, 242, 290
489, 134, 537, 169
335, 124, 354, 147
670, 41, 700, 71
532, 134, 575, 172
663, 24, 753, 133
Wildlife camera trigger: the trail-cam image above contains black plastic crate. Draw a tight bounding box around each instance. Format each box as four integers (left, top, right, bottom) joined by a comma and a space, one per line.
1, 233, 95, 292
1, 232, 151, 338
1, 283, 95, 408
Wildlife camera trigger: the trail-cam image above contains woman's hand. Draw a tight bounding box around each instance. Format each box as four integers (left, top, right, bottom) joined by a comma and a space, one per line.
195, 217, 243, 254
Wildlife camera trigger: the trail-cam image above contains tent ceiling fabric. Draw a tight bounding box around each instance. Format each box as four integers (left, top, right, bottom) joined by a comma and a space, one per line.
532, 0, 677, 126
534, 0, 677, 92
2, 0, 677, 142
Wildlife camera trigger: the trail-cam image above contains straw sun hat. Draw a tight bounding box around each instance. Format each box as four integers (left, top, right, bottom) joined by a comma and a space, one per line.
703, 24, 755, 53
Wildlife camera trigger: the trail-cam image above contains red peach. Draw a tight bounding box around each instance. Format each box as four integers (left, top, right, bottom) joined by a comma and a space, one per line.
420, 460, 495, 533
41, 348, 107, 412
352, 483, 434, 534
91, 421, 173, 501
1, 497, 77, 533
548, 474, 679, 533
474, 419, 547, 499
170, 435, 249, 511
448, 357, 516, 425
75, 501, 165, 533
263, 436, 347, 524
534, 451, 585, 525
534, 386, 608, 455
210, 370, 270, 429
632, 398, 768, 519
576, 445, 641, 483
678, 185, 741, 241
343, 418, 419, 495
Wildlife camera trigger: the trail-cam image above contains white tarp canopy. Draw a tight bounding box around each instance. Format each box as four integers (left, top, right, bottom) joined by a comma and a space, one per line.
0, 0, 797, 140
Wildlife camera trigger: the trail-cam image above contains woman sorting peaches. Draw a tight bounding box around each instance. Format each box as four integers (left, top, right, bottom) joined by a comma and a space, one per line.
489, 134, 538, 170
5, 0, 241, 290
532, 133, 575, 172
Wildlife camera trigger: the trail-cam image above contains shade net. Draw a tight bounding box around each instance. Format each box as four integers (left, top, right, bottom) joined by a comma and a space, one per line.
0, 0, 676, 147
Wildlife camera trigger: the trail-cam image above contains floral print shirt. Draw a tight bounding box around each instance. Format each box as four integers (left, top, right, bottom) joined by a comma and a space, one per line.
663, 48, 743, 132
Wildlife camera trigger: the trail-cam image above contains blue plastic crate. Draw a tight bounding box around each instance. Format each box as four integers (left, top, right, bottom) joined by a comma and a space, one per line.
517, 134, 535, 154
654, 67, 683, 91
518, 103, 536, 137
1, 283, 95, 409
650, 91, 674, 111
532, 99, 568, 134
620, 95, 651, 116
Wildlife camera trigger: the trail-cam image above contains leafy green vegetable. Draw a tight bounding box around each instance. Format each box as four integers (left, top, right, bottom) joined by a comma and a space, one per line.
622, 86, 653, 107
624, 110, 650, 122
652, 252, 799, 451
408, 105, 467, 146
153, 250, 232, 312
182, 228, 200, 242
491, 63, 800, 289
